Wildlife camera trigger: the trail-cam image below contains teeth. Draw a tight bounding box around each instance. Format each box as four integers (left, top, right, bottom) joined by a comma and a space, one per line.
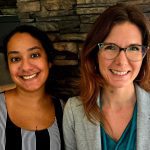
22, 73, 37, 80
111, 70, 128, 75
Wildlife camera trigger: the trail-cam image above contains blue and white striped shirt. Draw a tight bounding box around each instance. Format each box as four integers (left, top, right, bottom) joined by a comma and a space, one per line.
0, 92, 64, 150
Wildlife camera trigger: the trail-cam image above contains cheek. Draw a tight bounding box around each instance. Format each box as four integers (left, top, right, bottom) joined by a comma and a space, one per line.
42, 59, 49, 68
98, 56, 111, 74
8, 63, 18, 76
133, 62, 142, 74
40, 60, 49, 74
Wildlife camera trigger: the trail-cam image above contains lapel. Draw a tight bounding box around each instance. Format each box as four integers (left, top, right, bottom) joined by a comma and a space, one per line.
81, 85, 150, 149
136, 85, 150, 149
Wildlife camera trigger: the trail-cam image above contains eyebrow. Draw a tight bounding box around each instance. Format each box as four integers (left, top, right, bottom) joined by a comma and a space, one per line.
7, 46, 42, 55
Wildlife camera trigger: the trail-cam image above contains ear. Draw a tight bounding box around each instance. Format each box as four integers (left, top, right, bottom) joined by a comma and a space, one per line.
49, 62, 52, 68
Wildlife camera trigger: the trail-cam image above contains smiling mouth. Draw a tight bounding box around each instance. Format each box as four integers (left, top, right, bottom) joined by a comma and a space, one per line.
22, 73, 38, 80
110, 69, 129, 76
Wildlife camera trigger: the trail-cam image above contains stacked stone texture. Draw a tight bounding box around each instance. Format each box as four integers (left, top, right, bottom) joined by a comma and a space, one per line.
0, 0, 150, 100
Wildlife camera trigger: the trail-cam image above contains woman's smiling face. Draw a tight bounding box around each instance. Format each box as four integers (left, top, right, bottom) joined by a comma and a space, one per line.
7, 32, 50, 92
98, 22, 143, 88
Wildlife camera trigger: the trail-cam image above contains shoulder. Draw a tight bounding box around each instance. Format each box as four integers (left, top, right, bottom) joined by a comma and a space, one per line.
0, 92, 5, 100
135, 84, 150, 99
0, 92, 7, 114
135, 84, 150, 113
64, 96, 82, 112
64, 96, 83, 110
63, 96, 87, 133
63, 96, 85, 119
67, 96, 82, 105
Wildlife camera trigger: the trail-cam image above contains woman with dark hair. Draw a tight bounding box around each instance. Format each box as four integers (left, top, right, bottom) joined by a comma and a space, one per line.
0, 25, 64, 150
63, 3, 150, 150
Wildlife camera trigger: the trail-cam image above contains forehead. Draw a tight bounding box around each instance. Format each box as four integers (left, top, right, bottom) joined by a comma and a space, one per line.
104, 22, 142, 45
8, 32, 41, 45
7, 32, 44, 53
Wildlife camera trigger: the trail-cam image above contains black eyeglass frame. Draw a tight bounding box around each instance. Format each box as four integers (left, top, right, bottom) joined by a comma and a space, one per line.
98, 42, 149, 61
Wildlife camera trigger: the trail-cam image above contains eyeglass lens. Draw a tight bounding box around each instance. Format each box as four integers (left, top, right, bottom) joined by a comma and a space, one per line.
98, 43, 148, 61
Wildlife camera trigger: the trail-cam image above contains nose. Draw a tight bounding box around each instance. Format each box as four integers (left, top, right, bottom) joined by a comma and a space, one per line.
21, 59, 33, 71
114, 51, 128, 65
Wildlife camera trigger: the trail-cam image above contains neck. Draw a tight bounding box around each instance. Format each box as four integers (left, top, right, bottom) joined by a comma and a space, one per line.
101, 84, 136, 109
12, 87, 49, 106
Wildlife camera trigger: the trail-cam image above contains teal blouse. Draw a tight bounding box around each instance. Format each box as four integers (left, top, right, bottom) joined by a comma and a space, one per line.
101, 102, 137, 150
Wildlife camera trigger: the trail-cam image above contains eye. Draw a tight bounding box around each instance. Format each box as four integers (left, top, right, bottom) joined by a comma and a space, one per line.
10, 57, 20, 63
128, 45, 141, 51
31, 53, 40, 58
104, 44, 117, 51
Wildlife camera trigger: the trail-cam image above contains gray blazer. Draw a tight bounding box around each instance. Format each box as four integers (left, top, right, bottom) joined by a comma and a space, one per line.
63, 85, 150, 150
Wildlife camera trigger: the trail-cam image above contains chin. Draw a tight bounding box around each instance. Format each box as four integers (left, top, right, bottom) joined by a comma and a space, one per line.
107, 79, 132, 88
19, 84, 44, 92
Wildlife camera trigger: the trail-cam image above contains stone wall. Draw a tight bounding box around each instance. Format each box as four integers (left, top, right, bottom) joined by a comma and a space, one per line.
0, 0, 150, 100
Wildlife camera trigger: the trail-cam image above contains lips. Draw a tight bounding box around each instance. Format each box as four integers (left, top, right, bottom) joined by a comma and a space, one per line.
21, 73, 38, 80
110, 69, 129, 76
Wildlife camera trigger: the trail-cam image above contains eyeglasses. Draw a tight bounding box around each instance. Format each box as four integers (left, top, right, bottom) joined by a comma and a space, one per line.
98, 43, 149, 61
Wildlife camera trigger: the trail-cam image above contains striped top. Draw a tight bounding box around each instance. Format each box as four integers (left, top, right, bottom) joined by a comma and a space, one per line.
0, 92, 64, 150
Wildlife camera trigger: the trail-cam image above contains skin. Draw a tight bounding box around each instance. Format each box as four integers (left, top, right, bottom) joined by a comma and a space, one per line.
98, 22, 143, 141
7, 32, 50, 93
5, 32, 55, 131
98, 22, 142, 90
